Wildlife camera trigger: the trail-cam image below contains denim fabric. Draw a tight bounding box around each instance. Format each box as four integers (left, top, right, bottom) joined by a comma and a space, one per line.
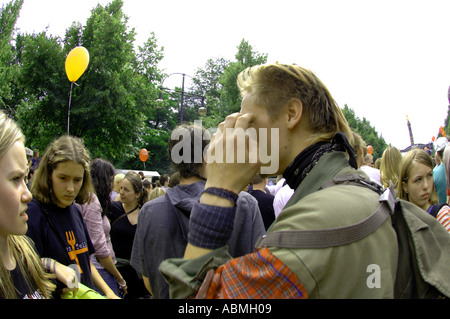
95, 268, 122, 298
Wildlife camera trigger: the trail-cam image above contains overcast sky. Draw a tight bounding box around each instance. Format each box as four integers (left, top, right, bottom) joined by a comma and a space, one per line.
4, 0, 450, 151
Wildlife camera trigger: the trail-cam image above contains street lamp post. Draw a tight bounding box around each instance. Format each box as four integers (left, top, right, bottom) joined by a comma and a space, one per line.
156, 73, 206, 124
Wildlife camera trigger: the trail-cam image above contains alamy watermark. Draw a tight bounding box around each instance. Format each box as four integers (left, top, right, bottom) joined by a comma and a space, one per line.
366, 264, 381, 289
170, 120, 280, 175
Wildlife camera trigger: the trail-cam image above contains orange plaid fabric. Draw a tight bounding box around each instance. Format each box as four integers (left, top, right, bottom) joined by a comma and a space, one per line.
196, 247, 307, 299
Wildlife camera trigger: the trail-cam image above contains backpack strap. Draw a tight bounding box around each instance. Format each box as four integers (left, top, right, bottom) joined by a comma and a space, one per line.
256, 174, 395, 249
321, 172, 384, 195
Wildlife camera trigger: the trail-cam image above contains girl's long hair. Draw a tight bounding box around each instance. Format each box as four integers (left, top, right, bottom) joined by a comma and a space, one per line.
0, 111, 56, 299
90, 158, 115, 217
31, 135, 93, 206
124, 171, 149, 208
0, 236, 56, 299
380, 145, 402, 189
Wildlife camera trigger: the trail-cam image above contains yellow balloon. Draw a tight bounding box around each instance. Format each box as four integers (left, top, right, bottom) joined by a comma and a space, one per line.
65, 46, 89, 82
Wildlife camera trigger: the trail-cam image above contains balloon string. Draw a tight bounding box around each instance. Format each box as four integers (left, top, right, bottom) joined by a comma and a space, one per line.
67, 82, 73, 135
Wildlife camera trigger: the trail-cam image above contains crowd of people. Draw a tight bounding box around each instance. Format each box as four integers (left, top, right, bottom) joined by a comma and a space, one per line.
1, 62, 449, 299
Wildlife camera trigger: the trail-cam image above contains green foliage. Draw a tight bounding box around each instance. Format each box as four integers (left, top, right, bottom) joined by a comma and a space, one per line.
3, 0, 169, 172
1, 1, 387, 175
141, 128, 172, 173
342, 104, 388, 159
188, 39, 267, 128
0, 0, 23, 111
70, 0, 142, 161
188, 57, 229, 128
14, 32, 68, 149
218, 39, 267, 116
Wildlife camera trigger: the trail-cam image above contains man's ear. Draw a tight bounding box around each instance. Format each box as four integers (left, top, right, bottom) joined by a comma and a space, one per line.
286, 98, 303, 129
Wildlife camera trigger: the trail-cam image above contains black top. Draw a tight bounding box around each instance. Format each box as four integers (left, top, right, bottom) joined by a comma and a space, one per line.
249, 189, 276, 230
108, 201, 137, 260
0, 266, 45, 299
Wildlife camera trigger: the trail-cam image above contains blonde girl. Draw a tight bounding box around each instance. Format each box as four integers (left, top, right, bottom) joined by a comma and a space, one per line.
0, 111, 76, 299
399, 148, 450, 233
380, 145, 402, 190
149, 187, 166, 200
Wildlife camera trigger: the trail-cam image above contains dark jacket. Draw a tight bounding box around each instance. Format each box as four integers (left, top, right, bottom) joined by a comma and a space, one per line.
130, 180, 265, 299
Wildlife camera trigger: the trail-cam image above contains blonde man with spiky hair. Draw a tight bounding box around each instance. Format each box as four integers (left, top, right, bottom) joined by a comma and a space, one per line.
160, 63, 399, 299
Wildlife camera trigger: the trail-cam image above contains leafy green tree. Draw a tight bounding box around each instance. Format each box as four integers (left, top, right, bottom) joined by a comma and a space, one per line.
139, 128, 172, 173
8, 0, 167, 172
218, 39, 267, 116
0, 0, 23, 113
342, 104, 388, 159
14, 32, 68, 150
68, 0, 143, 162
2, 1, 391, 175
187, 40, 267, 129
188, 57, 229, 129
119, 33, 172, 172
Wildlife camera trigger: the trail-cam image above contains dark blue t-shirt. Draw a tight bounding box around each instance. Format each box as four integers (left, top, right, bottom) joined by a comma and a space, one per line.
9, 266, 45, 299
26, 199, 95, 289
0, 266, 45, 299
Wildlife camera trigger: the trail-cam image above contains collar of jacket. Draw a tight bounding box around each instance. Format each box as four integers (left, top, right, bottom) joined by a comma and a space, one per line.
283, 133, 357, 191
283, 151, 355, 210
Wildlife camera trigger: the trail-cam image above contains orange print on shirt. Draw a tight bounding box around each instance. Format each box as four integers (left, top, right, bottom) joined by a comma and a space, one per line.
65, 231, 88, 273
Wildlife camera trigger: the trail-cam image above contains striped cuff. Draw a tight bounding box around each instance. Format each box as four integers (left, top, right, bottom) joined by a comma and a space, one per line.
188, 202, 236, 250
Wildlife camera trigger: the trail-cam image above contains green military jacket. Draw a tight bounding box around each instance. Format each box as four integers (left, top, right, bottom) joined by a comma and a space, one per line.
159, 151, 399, 298
266, 151, 398, 298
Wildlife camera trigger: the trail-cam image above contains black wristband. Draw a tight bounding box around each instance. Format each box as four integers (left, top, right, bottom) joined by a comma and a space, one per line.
202, 187, 239, 204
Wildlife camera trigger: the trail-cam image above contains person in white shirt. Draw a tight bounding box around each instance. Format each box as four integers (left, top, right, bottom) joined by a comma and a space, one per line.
273, 183, 294, 218
360, 153, 382, 187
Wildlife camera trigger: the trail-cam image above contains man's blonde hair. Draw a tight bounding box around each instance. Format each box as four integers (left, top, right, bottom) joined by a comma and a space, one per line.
237, 63, 353, 145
